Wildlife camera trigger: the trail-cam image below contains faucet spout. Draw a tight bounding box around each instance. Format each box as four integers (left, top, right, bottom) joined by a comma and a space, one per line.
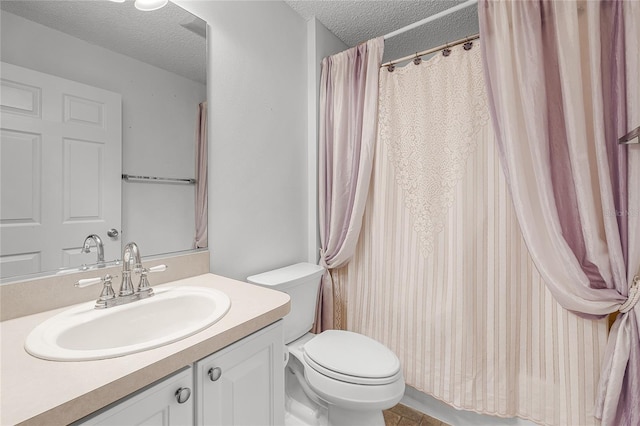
81, 234, 105, 263
120, 242, 142, 297
122, 242, 142, 272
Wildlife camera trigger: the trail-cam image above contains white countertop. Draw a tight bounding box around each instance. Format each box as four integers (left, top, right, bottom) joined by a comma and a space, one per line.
0, 273, 290, 425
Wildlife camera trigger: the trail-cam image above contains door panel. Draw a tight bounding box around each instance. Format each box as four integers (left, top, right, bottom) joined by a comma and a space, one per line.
0, 62, 122, 277
77, 367, 193, 426
196, 322, 285, 426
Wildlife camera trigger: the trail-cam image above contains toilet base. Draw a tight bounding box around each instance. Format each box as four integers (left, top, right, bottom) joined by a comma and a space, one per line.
328, 406, 385, 426
285, 351, 390, 426
285, 399, 325, 426
285, 363, 328, 426
284, 404, 384, 426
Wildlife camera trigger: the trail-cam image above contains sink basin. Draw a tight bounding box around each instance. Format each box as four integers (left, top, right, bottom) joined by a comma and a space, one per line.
25, 286, 231, 361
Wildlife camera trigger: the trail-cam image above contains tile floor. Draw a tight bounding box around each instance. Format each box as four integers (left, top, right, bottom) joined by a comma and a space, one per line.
383, 404, 449, 426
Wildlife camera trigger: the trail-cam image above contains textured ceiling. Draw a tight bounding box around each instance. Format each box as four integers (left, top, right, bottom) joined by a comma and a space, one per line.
1, 1, 479, 84
284, 0, 479, 63
0, 0, 206, 84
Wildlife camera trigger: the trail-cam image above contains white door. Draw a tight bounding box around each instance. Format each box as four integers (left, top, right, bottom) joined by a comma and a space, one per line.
0, 62, 121, 278
196, 321, 285, 426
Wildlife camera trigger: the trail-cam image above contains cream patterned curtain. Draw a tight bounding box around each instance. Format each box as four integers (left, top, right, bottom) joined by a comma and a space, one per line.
333, 45, 609, 425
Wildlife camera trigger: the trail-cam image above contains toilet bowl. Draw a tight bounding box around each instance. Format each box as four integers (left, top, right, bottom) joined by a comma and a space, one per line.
248, 263, 405, 426
288, 331, 405, 424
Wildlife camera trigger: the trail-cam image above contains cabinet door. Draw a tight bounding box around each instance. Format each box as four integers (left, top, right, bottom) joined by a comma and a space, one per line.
77, 367, 194, 426
196, 321, 284, 426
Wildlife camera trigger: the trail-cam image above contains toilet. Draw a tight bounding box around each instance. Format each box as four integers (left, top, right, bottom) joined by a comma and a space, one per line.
247, 263, 405, 426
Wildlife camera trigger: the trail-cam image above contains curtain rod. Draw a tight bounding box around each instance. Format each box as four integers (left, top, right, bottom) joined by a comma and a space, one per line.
383, 0, 478, 40
122, 174, 196, 184
381, 33, 480, 68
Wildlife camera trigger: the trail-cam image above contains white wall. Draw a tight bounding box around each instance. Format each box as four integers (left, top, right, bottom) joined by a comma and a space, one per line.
0, 11, 206, 258
175, 1, 308, 280
306, 18, 348, 262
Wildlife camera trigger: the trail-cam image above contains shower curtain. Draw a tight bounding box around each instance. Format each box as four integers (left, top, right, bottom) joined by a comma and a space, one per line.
333, 45, 609, 425
479, 2, 640, 424
315, 38, 384, 332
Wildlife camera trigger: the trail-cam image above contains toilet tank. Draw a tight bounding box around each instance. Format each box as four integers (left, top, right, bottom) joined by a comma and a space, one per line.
247, 263, 325, 344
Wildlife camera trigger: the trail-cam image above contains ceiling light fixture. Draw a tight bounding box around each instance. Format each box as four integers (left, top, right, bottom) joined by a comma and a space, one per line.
108, 0, 168, 12
134, 0, 168, 11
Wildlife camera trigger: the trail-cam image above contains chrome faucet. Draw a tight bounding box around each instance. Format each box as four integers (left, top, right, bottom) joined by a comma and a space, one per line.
81, 234, 105, 264
120, 242, 142, 297
76, 241, 167, 309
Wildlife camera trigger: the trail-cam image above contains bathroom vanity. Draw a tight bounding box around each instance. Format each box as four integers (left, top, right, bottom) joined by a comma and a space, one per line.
77, 322, 284, 425
0, 273, 290, 425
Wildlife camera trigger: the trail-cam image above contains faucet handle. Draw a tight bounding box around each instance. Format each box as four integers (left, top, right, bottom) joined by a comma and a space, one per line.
76, 274, 118, 309
148, 264, 167, 273
135, 264, 167, 278
76, 277, 103, 288
76, 274, 118, 288
136, 265, 166, 298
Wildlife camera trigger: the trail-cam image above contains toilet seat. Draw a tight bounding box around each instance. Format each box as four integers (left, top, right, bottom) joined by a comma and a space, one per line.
303, 330, 401, 385
287, 331, 405, 412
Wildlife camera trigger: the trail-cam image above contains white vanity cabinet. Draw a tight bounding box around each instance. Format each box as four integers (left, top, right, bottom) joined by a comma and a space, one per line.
195, 321, 285, 426
77, 367, 194, 425
75, 321, 284, 426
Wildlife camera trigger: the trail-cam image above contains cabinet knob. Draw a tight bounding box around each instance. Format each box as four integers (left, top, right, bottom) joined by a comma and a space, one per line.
175, 387, 191, 404
208, 367, 222, 381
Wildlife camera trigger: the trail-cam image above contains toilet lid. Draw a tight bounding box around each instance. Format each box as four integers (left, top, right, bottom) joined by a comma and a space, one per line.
303, 330, 401, 385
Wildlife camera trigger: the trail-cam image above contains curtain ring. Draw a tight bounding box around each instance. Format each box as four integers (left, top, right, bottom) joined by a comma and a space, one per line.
442, 43, 451, 57
387, 62, 395, 72
463, 36, 473, 51
413, 52, 422, 65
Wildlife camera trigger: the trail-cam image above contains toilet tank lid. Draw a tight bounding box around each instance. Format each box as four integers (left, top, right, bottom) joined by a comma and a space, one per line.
247, 263, 325, 287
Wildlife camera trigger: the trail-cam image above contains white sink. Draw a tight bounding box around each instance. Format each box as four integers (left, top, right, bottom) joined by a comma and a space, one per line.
25, 286, 231, 361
